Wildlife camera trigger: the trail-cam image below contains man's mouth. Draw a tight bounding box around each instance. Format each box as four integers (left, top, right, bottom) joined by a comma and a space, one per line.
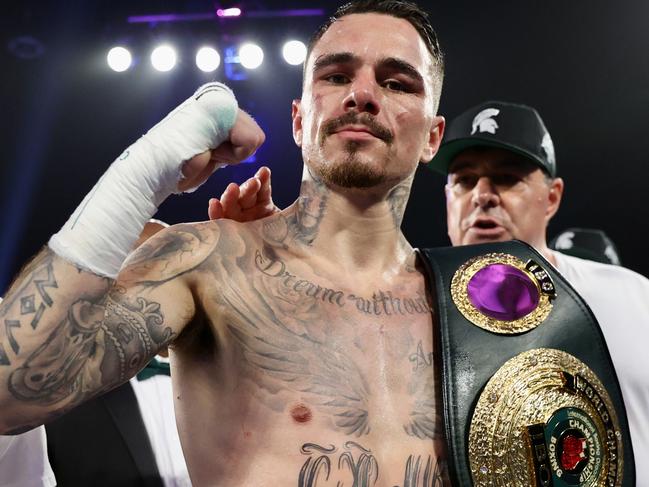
323, 113, 393, 143
472, 219, 500, 230
467, 218, 507, 237
332, 125, 380, 140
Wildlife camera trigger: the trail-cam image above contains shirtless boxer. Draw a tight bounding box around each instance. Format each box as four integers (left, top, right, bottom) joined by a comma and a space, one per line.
0, 1, 448, 485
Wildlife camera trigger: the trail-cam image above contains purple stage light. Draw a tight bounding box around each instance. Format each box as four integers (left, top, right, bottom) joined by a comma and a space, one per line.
217, 8, 242, 17
128, 8, 323, 23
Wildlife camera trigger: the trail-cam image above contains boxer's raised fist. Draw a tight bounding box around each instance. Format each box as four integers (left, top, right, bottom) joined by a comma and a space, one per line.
179, 109, 265, 192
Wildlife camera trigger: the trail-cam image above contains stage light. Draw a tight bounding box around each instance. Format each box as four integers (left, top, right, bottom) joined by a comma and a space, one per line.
151, 45, 177, 72
282, 40, 306, 66
216, 7, 242, 17
239, 43, 263, 69
196, 47, 220, 72
107, 46, 132, 72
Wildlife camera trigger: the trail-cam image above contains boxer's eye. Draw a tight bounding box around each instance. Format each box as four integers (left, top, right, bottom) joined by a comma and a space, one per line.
383, 80, 408, 92
325, 73, 350, 84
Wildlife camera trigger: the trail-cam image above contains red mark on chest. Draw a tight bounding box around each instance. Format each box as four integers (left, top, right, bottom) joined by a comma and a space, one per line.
290, 403, 313, 424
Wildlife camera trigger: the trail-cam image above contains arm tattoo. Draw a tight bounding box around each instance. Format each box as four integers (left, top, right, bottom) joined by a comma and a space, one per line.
0, 223, 228, 435
2, 226, 209, 409
0, 251, 60, 363
0, 344, 9, 366
8, 287, 174, 405
1, 251, 65, 367
124, 223, 218, 286
0, 251, 58, 322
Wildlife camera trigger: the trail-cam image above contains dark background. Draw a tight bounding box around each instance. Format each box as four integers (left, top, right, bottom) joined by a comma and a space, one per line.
2, 0, 648, 293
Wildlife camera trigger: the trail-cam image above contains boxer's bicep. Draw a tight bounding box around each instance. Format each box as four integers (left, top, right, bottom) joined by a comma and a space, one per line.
94, 222, 220, 390
0, 224, 214, 434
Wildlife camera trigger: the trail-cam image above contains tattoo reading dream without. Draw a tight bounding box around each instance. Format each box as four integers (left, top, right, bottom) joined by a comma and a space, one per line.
254, 249, 431, 317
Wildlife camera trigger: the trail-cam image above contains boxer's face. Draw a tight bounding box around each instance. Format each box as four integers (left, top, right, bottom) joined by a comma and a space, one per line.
445, 148, 563, 249
292, 13, 444, 190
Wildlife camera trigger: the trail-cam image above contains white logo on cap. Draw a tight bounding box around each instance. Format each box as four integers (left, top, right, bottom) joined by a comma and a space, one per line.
471, 108, 500, 135
604, 245, 621, 265
554, 231, 575, 250
541, 132, 556, 166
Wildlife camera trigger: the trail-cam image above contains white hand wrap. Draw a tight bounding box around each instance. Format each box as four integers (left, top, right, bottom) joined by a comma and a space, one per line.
49, 82, 238, 278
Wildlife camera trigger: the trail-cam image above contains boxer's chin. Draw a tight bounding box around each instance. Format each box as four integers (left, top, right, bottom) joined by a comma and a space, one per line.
319, 151, 387, 189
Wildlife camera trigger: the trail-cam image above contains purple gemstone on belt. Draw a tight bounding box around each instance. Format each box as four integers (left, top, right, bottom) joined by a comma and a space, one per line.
467, 263, 540, 321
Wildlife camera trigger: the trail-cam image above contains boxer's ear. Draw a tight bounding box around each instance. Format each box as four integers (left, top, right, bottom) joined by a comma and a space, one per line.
292, 99, 303, 147
420, 116, 445, 163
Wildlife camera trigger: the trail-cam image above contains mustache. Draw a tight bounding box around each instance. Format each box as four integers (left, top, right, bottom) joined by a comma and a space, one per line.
322, 112, 394, 143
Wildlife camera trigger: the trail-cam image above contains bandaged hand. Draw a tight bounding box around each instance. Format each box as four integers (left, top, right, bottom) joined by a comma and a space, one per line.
180, 109, 265, 192
49, 83, 265, 278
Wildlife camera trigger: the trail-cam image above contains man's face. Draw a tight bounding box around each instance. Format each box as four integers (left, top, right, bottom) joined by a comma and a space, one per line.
292, 13, 444, 190
445, 147, 563, 249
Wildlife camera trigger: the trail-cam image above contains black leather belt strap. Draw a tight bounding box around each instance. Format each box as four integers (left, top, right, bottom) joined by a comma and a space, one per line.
417, 240, 634, 486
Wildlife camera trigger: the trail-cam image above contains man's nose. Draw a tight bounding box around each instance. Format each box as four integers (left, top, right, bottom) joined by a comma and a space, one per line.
471, 177, 500, 208
342, 73, 380, 116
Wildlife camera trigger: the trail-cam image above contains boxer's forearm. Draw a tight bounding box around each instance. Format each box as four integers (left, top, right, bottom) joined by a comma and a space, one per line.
0, 248, 111, 433
0, 247, 175, 434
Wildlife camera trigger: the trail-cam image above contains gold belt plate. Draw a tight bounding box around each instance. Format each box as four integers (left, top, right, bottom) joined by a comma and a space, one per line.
469, 349, 623, 486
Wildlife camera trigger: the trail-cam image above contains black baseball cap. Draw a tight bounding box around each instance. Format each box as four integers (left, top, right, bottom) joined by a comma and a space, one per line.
428, 101, 557, 177
549, 228, 621, 266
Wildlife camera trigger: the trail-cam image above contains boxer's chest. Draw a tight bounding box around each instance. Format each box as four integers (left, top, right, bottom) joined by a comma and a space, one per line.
211, 251, 439, 440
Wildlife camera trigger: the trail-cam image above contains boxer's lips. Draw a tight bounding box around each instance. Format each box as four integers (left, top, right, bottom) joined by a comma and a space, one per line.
331, 125, 382, 141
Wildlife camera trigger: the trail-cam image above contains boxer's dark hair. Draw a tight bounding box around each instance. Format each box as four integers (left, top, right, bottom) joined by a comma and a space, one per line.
306, 1, 443, 75
304, 0, 444, 104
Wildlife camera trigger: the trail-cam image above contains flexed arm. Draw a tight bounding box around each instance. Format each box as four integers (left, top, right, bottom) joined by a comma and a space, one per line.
0, 244, 185, 433
0, 83, 264, 433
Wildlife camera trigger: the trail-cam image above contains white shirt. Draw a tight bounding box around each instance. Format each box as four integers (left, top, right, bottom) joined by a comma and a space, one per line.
130, 363, 192, 487
553, 251, 649, 482
0, 427, 56, 487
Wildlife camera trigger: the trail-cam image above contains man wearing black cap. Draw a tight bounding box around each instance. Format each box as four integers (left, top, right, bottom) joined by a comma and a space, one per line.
429, 100, 649, 483
432, 101, 561, 255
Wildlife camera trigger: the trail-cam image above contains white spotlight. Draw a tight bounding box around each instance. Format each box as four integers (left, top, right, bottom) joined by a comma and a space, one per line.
151, 45, 177, 72
282, 40, 306, 66
239, 43, 264, 69
107, 46, 132, 72
196, 46, 221, 72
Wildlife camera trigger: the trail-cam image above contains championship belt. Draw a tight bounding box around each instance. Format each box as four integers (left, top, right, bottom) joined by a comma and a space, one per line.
417, 240, 635, 486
